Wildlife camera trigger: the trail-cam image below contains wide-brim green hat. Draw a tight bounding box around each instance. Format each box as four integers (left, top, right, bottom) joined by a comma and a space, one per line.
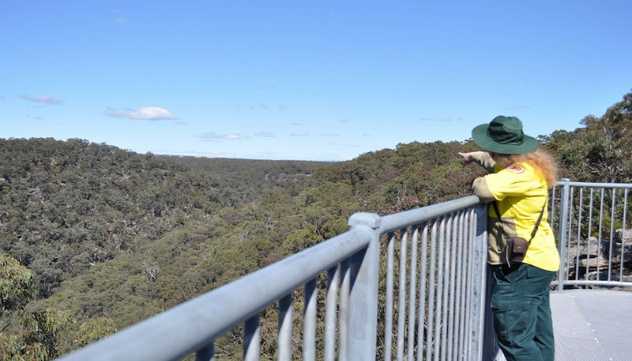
471, 116, 539, 154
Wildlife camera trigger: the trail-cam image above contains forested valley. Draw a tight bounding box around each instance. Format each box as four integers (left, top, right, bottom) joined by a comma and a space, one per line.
1, 91, 631, 360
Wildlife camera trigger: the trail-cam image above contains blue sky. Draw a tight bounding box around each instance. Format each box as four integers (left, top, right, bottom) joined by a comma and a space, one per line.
2, 1, 631, 161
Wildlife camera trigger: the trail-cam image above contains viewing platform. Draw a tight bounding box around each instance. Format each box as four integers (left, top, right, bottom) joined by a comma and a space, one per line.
57, 180, 632, 361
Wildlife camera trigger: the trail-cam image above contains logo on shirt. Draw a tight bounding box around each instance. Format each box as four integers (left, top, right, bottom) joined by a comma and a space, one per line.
507, 164, 525, 174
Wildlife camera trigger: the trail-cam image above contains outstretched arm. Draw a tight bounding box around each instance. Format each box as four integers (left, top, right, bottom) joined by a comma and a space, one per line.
458, 151, 496, 173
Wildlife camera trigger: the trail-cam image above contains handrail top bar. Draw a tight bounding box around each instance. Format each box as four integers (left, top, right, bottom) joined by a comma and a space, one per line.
555, 180, 632, 189
378, 195, 481, 234
57, 228, 373, 361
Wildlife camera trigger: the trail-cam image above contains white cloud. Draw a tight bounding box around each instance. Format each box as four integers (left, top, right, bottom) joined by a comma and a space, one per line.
105, 106, 178, 120
291, 132, 308, 136
116, 17, 129, 24
19, 94, 64, 105
197, 132, 242, 142
255, 132, 277, 137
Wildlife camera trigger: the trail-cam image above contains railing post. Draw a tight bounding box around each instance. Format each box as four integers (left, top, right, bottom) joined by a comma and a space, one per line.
556, 178, 571, 291
472, 203, 489, 361
346, 212, 382, 361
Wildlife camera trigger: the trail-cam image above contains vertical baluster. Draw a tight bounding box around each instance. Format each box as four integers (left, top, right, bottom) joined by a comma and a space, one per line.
598, 188, 605, 274
433, 217, 446, 361
407, 226, 419, 361
620, 189, 629, 281
575, 188, 584, 281
439, 216, 453, 361
416, 225, 429, 361
385, 232, 396, 361
567, 186, 575, 281
556, 179, 571, 291
397, 228, 409, 361
325, 266, 339, 361
608, 188, 617, 281
304, 279, 317, 361
446, 212, 462, 361
425, 220, 438, 361
474, 204, 489, 361
586, 188, 595, 278
455, 211, 468, 359
339, 260, 350, 361
278, 294, 293, 361
550, 186, 557, 230
244, 315, 261, 361
464, 210, 475, 358
463, 211, 480, 360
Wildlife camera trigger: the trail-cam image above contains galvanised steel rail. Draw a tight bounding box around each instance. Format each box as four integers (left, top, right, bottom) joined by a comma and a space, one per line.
57, 196, 491, 361
551, 179, 632, 290
375, 196, 490, 361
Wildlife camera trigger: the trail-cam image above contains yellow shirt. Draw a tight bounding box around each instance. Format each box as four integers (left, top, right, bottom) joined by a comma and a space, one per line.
471, 152, 560, 272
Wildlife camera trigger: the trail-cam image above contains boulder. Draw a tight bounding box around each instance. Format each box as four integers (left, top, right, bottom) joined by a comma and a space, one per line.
614, 229, 632, 245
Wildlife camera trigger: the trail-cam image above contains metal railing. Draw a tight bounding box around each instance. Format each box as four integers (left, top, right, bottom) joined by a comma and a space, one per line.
55, 179, 632, 361
551, 179, 632, 290
57, 196, 491, 361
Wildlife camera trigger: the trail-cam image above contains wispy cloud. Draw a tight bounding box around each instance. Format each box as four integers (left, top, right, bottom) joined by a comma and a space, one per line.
19, 94, 64, 105
319, 133, 339, 137
105, 106, 178, 120
291, 122, 303, 126
242, 103, 288, 110
420, 116, 461, 122
291, 132, 308, 136
256, 132, 277, 137
327, 141, 361, 148
197, 132, 243, 142
116, 17, 129, 24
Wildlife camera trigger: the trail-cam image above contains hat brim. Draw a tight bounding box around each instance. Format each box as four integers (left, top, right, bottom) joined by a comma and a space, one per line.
472, 123, 539, 155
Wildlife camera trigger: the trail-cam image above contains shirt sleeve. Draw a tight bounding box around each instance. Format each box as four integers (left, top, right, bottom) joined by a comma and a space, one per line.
469, 152, 498, 173
473, 176, 495, 203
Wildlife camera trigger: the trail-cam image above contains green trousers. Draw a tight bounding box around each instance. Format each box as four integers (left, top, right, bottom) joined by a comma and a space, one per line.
490, 264, 556, 361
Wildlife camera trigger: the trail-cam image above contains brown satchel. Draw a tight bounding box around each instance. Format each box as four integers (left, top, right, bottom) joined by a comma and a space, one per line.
493, 201, 546, 267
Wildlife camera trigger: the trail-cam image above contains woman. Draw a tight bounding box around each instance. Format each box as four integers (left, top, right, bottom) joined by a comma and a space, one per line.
459, 116, 559, 361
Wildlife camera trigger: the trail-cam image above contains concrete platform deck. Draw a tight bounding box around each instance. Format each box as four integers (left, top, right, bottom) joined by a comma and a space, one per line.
551, 289, 632, 361
495, 289, 632, 361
